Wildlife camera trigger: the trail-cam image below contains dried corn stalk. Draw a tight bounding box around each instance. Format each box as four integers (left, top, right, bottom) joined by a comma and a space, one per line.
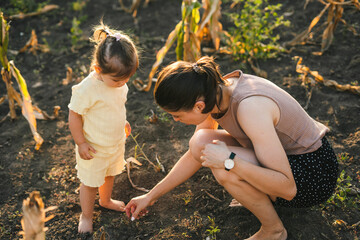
295, 56, 360, 96
126, 157, 149, 192
118, 0, 151, 17
286, 0, 360, 55
8, 5, 59, 20
197, 0, 223, 51
10, 61, 44, 150
0, 12, 59, 150
19, 30, 50, 55
133, 0, 223, 91
129, 133, 163, 172
20, 191, 57, 240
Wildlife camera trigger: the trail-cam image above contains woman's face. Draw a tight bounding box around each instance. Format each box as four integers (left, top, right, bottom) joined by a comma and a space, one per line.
166, 103, 209, 125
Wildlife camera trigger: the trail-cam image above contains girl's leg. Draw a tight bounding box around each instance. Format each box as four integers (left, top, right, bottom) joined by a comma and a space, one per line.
79, 183, 97, 233
190, 129, 287, 240
98, 176, 125, 211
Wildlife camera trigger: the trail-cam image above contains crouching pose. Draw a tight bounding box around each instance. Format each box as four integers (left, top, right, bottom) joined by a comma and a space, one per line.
125, 56, 338, 239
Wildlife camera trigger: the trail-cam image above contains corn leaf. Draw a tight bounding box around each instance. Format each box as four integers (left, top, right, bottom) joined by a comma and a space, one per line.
9, 4, 59, 20
321, 22, 334, 53
295, 56, 360, 95
0, 12, 10, 70
10, 61, 44, 150
286, 3, 330, 46
176, 26, 185, 60
134, 22, 181, 91
197, 0, 222, 50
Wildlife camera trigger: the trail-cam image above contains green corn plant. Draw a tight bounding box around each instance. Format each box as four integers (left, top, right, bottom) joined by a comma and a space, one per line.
205, 216, 220, 239
221, 0, 290, 77
0, 11, 58, 150
133, 0, 223, 91
325, 170, 359, 208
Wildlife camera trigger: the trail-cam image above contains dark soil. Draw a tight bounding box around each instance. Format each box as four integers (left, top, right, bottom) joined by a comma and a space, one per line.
0, 0, 359, 239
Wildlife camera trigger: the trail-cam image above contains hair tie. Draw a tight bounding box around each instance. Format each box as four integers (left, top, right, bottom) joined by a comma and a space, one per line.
192, 63, 200, 73
113, 33, 123, 41
104, 29, 123, 41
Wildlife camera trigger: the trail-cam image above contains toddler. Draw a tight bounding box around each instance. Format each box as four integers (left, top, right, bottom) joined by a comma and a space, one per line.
68, 22, 138, 233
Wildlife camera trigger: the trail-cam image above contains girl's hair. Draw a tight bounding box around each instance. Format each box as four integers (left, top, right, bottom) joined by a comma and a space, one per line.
154, 56, 227, 113
90, 21, 139, 79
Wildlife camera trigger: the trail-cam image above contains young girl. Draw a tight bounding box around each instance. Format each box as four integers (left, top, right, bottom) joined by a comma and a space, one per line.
125, 56, 338, 239
68, 22, 138, 233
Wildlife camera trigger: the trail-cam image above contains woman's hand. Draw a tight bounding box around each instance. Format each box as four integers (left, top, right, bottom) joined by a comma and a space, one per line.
201, 140, 231, 169
125, 194, 154, 221
125, 121, 131, 138
78, 142, 96, 160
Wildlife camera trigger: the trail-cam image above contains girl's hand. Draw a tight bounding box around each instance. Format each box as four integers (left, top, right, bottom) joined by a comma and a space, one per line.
201, 140, 231, 169
125, 194, 153, 221
125, 122, 131, 138
78, 142, 96, 160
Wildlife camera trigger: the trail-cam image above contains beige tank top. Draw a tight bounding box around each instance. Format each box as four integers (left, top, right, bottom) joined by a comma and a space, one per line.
213, 70, 329, 155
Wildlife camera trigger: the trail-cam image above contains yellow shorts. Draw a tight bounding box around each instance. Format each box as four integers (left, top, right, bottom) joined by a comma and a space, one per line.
75, 143, 126, 187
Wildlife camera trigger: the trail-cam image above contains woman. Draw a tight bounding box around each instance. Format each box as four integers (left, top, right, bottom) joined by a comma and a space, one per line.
125, 56, 338, 240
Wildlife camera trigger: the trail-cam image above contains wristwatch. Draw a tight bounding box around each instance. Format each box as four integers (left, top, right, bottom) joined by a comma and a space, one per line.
224, 152, 236, 171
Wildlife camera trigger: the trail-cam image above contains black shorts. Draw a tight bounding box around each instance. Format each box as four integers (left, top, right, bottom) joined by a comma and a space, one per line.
275, 137, 339, 208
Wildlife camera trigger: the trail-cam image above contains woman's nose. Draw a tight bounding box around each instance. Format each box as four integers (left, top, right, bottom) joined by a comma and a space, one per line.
172, 116, 179, 122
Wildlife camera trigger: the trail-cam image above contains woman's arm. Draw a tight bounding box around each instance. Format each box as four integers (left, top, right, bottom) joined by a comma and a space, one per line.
201, 96, 296, 200
125, 150, 202, 220
233, 96, 296, 200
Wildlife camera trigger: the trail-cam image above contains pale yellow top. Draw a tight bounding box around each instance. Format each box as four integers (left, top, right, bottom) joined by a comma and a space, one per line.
68, 71, 128, 155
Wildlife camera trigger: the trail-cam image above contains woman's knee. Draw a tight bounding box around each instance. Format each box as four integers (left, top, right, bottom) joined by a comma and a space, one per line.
189, 129, 215, 160
212, 168, 243, 187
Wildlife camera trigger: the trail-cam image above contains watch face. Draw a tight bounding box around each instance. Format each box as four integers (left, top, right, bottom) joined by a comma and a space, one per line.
224, 159, 234, 169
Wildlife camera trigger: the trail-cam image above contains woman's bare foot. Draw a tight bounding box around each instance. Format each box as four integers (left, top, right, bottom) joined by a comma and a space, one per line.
99, 199, 125, 211
78, 213, 93, 233
229, 198, 243, 207
246, 226, 287, 240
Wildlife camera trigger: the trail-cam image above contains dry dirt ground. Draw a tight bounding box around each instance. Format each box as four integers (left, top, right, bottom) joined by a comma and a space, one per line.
0, 0, 359, 239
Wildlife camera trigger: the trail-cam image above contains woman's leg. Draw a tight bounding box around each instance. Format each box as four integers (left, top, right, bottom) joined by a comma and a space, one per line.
79, 183, 97, 233
99, 176, 125, 211
190, 129, 287, 240
212, 169, 287, 240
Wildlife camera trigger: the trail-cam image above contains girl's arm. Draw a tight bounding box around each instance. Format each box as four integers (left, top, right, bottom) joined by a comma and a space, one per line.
68, 110, 96, 160
68, 110, 86, 145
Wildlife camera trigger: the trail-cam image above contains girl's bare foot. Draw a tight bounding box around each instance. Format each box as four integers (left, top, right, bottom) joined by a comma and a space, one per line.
229, 198, 243, 207
78, 213, 93, 233
99, 199, 125, 212
246, 226, 287, 240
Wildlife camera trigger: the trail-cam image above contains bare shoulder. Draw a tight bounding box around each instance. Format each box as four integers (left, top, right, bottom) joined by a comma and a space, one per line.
239, 96, 278, 112
237, 96, 280, 128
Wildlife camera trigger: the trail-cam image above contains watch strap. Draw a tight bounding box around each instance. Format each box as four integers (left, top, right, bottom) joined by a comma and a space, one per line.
229, 152, 236, 159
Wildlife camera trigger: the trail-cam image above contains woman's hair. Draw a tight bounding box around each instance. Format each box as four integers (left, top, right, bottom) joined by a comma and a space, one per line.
154, 56, 227, 113
90, 21, 139, 79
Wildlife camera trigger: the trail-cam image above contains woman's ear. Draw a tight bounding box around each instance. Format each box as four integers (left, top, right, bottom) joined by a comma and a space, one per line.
194, 100, 205, 113
93, 65, 102, 74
